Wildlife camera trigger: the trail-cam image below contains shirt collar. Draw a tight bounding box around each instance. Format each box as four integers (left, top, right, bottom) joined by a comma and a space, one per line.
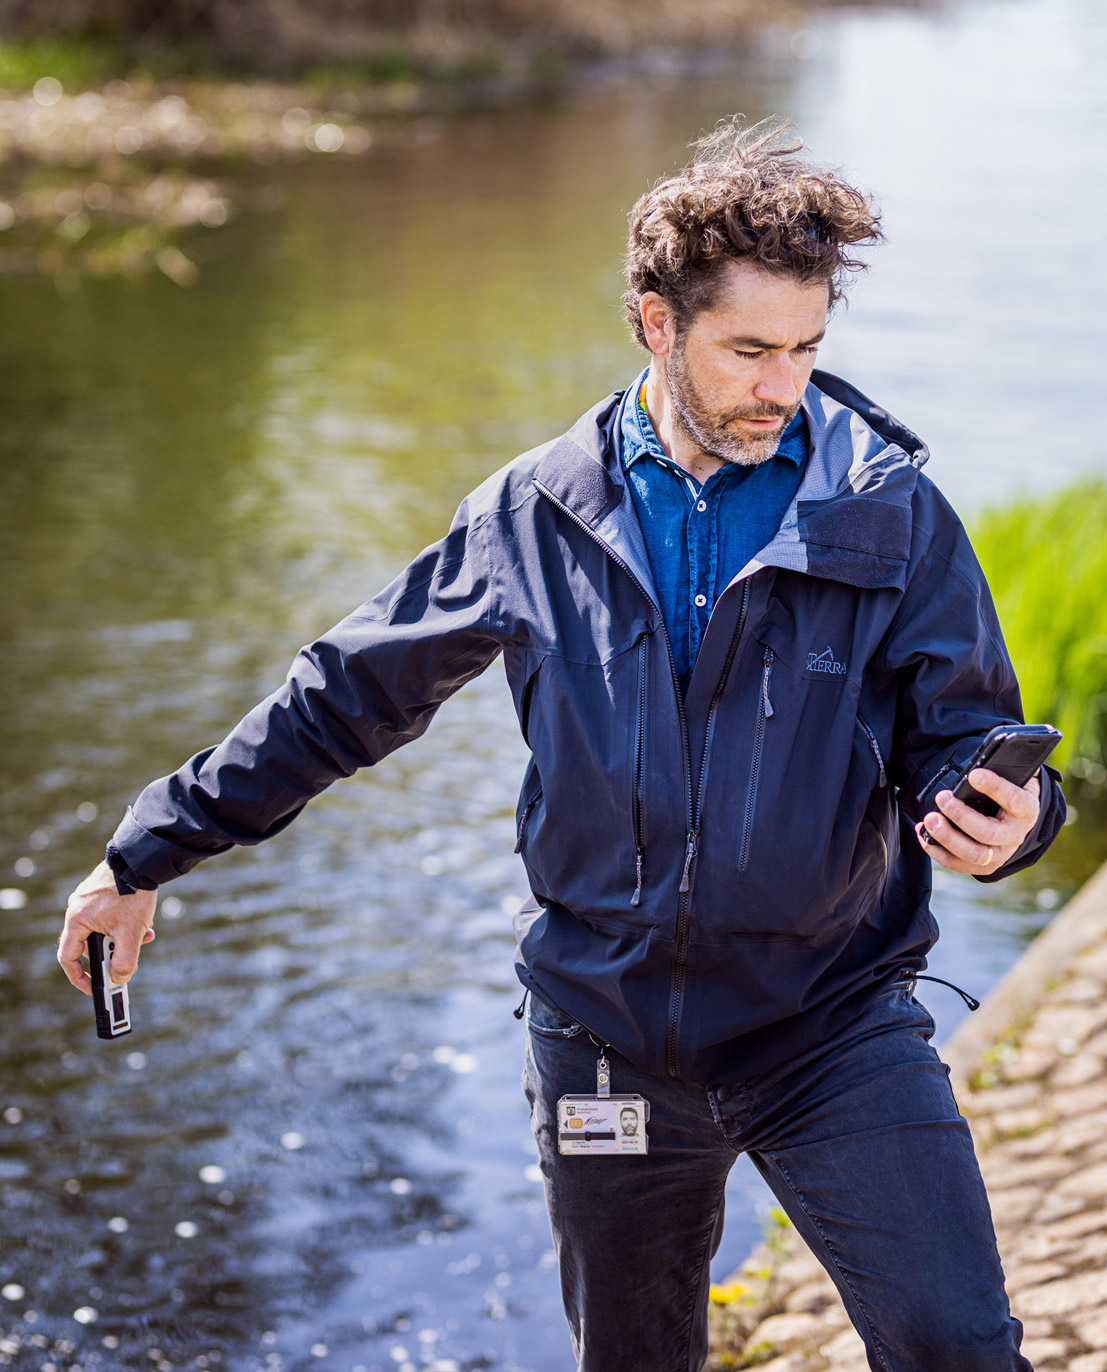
619, 365, 807, 471
774, 407, 807, 466
619, 366, 668, 470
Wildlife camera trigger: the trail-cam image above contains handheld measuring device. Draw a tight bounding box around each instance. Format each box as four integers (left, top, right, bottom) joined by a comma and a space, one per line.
88, 932, 132, 1039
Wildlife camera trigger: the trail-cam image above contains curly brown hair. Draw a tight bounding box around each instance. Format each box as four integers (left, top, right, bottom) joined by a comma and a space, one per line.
622, 118, 883, 348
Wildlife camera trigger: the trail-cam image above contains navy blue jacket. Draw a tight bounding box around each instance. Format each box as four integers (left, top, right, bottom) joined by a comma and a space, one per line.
110, 370, 1066, 1083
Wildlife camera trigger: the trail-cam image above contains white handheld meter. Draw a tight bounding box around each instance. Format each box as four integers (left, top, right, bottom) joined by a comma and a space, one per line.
88, 932, 132, 1039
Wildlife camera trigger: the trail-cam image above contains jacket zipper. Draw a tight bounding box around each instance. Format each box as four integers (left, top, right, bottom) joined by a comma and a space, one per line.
514, 790, 543, 853
532, 479, 751, 1082
667, 579, 752, 1077
856, 714, 890, 879
737, 645, 774, 873
857, 714, 887, 787
631, 632, 648, 907
531, 481, 695, 851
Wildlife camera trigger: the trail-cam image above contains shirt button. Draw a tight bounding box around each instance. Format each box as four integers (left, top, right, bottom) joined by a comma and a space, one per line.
694, 593, 707, 608
696, 499, 707, 512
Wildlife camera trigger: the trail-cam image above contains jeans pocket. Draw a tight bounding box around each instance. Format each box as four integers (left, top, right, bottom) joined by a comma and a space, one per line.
527, 989, 586, 1038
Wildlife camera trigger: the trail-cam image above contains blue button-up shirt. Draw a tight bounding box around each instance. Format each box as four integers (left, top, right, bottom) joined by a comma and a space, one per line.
617, 367, 808, 695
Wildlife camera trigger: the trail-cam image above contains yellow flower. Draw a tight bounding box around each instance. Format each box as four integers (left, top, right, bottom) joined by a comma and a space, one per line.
708, 1281, 747, 1305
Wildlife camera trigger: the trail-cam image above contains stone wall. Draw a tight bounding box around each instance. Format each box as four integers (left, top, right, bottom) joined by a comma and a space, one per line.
708, 861, 1107, 1371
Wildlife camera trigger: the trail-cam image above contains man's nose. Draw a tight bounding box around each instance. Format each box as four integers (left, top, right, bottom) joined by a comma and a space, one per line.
753, 353, 802, 407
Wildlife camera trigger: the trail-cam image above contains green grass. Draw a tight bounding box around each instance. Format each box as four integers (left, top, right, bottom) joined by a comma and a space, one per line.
0, 33, 227, 90
972, 479, 1107, 777
0, 33, 125, 90
0, 31, 509, 95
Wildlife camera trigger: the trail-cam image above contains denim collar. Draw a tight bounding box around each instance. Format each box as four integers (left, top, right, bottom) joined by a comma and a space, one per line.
619, 365, 807, 474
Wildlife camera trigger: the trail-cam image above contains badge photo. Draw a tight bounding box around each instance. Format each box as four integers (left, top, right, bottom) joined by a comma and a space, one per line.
557, 1095, 649, 1155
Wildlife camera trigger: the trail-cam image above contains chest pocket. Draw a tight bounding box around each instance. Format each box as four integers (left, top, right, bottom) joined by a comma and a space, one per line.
696, 621, 890, 940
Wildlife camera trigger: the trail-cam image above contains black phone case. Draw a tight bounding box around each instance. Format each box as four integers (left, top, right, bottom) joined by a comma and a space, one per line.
920, 725, 1061, 820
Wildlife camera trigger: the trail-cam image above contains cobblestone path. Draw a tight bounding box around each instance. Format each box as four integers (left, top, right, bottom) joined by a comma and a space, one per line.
708, 862, 1107, 1372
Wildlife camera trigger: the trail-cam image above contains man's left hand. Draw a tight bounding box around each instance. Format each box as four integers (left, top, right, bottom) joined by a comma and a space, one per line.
915, 769, 1040, 876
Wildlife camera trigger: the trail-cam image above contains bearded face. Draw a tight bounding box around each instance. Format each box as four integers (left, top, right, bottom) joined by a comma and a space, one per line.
664, 327, 802, 467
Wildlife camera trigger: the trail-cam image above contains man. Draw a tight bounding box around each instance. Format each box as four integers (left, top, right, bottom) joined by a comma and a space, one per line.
60, 120, 1064, 1371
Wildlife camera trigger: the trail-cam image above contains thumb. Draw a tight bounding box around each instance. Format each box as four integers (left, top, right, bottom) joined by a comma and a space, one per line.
107, 927, 146, 985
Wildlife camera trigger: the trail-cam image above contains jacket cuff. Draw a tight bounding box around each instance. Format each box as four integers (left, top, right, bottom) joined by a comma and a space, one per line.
973, 762, 1066, 884
108, 807, 190, 890
905, 736, 986, 826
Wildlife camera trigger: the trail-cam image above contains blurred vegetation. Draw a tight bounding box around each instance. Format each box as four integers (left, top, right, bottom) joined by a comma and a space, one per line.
0, 28, 515, 91
0, 31, 213, 88
0, 0, 935, 85
973, 480, 1107, 780
706, 1207, 797, 1368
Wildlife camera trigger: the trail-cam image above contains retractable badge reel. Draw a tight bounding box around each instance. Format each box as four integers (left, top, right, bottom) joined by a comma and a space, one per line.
557, 1045, 650, 1155
88, 932, 132, 1039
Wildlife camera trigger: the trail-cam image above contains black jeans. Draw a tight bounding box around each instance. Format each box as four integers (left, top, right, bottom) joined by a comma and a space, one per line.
522, 978, 1032, 1372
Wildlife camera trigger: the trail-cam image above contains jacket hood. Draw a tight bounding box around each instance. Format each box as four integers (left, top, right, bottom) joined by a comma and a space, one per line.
531, 368, 930, 597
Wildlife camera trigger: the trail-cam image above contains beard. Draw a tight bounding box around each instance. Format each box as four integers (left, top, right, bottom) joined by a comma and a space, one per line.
665, 336, 801, 467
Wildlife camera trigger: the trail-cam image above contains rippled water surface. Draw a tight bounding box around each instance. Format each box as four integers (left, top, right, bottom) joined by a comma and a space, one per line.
1, 0, 1105, 1367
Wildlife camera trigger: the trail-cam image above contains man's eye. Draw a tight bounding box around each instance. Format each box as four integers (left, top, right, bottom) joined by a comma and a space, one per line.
734, 345, 819, 359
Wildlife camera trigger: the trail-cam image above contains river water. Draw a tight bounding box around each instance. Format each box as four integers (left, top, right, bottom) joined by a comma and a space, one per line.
1, 0, 1105, 1368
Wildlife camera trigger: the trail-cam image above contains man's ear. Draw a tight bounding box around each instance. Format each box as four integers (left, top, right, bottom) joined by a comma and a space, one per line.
639, 292, 673, 357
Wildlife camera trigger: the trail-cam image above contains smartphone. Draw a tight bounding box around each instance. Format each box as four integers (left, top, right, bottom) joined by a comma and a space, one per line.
918, 723, 1062, 822
88, 932, 132, 1039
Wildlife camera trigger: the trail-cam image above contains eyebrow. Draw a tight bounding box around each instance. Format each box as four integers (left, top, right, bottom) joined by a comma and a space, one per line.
725, 330, 826, 350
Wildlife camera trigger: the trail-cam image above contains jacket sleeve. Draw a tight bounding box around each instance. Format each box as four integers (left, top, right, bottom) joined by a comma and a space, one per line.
880, 487, 1066, 882
108, 495, 506, 889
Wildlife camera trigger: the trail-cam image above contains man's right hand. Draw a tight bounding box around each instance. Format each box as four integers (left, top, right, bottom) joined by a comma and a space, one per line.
58, 861, 157, 995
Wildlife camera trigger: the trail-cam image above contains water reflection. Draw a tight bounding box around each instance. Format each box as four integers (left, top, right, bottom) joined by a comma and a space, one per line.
1, 0, 1105, 1368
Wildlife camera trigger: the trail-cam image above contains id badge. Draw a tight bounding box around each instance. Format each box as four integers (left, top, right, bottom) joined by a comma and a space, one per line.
557, 1094, 650, 1155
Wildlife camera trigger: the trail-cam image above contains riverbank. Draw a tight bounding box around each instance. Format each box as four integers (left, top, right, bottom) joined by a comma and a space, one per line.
0, 1, 895, 90
707, 858, 1107, 1371
0, 53, 766, 279
0, 73, 394, 279
0, 0, 906, 280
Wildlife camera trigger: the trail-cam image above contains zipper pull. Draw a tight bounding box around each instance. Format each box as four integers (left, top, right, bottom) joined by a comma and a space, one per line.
761, 650, 775, 718
514, 798, 535, 853
859, 718, 887, 787
631, 849, 644, 907
678, 831, 697, 893
870, 736, 887, 787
